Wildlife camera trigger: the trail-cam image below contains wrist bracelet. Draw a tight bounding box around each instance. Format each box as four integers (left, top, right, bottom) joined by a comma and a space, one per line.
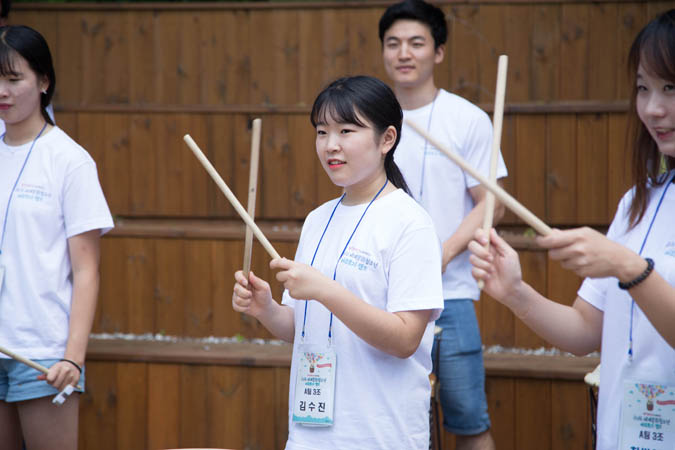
618, 257, 654, 290
60, 358, 83, 374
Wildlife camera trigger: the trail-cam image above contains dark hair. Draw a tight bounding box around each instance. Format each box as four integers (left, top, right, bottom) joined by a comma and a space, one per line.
0, 25, 55, 125
310, 76, 411, 195
0, 0, 10, 20
626, 9, 675, 228
379, 0, 447, 49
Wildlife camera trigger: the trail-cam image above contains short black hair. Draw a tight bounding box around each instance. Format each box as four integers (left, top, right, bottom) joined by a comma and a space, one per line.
311, 76, 411, 195
1, 0, 10, 19
379, 0, 447, 49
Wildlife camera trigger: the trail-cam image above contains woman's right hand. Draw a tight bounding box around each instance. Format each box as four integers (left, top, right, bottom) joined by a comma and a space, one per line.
468, 228, 525, 308
232, 270, 273, 318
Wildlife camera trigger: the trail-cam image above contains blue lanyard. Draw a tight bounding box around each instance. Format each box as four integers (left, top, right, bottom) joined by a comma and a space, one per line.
418, 90, 439, 201
627, 171, 674, 361
300, 179, 389, 343
0, 123, 48, 257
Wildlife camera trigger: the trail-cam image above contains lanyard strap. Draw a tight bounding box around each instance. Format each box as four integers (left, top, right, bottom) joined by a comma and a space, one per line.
628, 171, 675, 361
301, 179, 389, 343
0, 123, 48, 256
418, 90, 439, 201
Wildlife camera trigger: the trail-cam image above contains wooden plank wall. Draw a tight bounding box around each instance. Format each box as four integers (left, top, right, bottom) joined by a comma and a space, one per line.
80, 360, 291, 450
80, 355, 595, 450
10, 2, 673, 449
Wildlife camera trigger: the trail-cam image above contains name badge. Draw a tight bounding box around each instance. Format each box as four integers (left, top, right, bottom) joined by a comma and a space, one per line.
292, 346, 336, 427
619, 380, 675, 449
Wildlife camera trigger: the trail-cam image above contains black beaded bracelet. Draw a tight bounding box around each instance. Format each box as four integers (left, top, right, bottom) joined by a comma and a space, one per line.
60, 358, 83, 374
618, 258, 654, 290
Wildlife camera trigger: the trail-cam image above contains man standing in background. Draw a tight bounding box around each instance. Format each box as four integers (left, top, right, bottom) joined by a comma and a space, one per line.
380, 1, 507, 448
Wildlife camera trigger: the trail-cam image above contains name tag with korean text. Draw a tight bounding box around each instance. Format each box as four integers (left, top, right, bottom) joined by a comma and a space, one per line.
292, 347, 336, 427
619, 380, 675, 449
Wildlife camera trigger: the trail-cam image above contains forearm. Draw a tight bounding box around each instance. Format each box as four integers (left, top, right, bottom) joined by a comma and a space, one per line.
65, 268, 100, 366
629, 271, 675, 348
506, 283, 601, 355
255, 302, 296, 343
318, 281, 430, 358
443, 192, 504, 267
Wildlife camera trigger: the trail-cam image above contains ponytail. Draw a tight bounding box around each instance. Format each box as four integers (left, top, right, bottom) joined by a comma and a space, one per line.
385, 151, 411, 195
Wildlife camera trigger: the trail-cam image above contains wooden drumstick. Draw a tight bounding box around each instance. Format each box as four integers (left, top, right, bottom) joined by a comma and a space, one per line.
405, 120, 552, 236
0, 344, 82, 390
479, 55, 508, 290
243, 118, 262, 277
183, 134, 281, 260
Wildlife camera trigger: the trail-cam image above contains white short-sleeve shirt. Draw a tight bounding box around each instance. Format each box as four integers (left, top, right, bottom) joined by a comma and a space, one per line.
395, 89, 508, 301
282, 189, 443, 450
578, 171, 675, 450
0, 126, 113, 359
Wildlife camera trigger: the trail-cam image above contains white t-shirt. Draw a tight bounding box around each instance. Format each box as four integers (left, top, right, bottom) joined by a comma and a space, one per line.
282, 189, 443, 450
395, 89, 508, 301
0, 126, 113, 359
578, 171, 675, 450
0, 104, 55, 136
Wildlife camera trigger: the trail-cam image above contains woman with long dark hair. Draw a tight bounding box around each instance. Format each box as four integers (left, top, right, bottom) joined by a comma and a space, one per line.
0, 25, 112, 449
469, 10, 675, 450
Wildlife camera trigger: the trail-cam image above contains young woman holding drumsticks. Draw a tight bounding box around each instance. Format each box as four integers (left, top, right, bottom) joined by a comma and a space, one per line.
469, 10, 675, 450
0, 25, 113, 449
232, 75, 443, 450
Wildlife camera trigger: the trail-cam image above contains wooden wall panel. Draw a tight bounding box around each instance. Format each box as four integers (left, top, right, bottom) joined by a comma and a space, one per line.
532, 5, 560, 102
147, 364, 180, 449
52, 110, 629, 225
485, 377, 516, 450
551, 380, 592, 450
79, 362, 118, 450
13, 1, 675, 107
515, 379, 552, 449
576, 114, 610, 224
207, 366, 247, 448
547, 114, 577, 224
116, 363, 148, 450
503, 5, 532, 103
100, 234, 589, 348
607, 113, 632, 210
515, 115, 547, 225
98, 237, 298, 338
79, 357, 593, 450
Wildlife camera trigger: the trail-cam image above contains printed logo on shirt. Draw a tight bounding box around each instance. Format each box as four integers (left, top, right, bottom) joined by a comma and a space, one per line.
666, 241, 675, 258
16, 182, 52, 203
339, 246, 379, 272
422, 144, 444, 158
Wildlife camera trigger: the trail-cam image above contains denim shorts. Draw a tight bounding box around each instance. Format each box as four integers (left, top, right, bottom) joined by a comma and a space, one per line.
0, 358, 85, 403
432, 299, 491, 435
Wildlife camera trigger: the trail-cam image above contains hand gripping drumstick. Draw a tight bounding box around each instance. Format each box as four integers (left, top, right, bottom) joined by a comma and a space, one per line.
478, 55, 508, 290
243, 119, 262, 277
183, 134, 281, 260
405, 120, 552, 237
0, 344, 82, 404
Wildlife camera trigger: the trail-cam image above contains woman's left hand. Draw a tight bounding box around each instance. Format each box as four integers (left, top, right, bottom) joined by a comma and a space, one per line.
271, 258, 334, 301
536, 227, 638, 279
37, 361, 80, 391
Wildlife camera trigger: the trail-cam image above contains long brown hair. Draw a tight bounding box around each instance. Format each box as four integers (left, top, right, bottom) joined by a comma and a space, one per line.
626, 10, 675, 228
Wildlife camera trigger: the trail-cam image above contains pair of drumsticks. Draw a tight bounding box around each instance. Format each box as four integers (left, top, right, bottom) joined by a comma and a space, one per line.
4, 55, 554, 386
186, 54, 551, 267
